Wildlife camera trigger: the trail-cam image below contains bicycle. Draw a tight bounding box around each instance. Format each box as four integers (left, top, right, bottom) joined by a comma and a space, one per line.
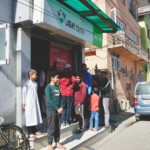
0, 117, 30, 150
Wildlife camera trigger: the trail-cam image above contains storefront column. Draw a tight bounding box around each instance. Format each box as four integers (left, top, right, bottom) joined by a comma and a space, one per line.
81, 46, 85, 63
16, 28, 31, 127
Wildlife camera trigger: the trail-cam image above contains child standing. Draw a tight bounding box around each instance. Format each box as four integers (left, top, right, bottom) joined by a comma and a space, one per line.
45, 71, 65, 150
89, 87, 100, 131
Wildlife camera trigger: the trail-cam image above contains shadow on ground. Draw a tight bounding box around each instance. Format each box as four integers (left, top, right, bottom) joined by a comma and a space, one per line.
110, 109, 135, 131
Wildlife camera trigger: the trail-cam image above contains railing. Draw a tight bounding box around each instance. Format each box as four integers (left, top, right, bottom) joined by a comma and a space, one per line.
112, 32, 149, 62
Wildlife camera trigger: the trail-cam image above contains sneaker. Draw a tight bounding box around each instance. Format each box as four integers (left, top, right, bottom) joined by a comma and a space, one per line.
89, 128, 94, 131
61, 122, 66, 126
28, 134, 36, 141
76, 129, 83, 134
104, 125, 110, 129
66, 123, 70, 126
93, 128, 99, 132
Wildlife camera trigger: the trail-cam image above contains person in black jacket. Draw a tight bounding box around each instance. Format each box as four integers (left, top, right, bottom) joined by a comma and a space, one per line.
99, 72, 111, 128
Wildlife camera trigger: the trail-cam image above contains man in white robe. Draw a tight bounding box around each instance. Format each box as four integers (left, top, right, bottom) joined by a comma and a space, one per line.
22, 69, 42, 140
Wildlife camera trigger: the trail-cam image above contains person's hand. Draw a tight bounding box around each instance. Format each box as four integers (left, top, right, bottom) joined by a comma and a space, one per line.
22, 104, 26, 111
70, 85, 73, 89
57, 108, 63, 114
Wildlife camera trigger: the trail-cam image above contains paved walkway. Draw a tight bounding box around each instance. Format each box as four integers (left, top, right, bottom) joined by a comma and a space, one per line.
91, 107, 136, 149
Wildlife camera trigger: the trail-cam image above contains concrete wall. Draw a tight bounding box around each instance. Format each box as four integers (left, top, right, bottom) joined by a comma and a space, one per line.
0, 0, 13, 23
139, 14, 150, 81
13, 0, 33, 23
114, 53, 143, 107
0, 0, 16, 122
139, 15, 150, 50
108, 0, 140, 39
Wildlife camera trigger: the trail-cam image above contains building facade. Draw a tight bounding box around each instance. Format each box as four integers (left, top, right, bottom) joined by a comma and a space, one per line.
86, 0, 150, 112
138, 0, 150, 81
0, 0, 120, 127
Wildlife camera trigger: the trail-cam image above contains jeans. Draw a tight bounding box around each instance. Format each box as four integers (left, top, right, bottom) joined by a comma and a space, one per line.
103, 97, 110, 126
89, 111, 99, 130
61, 96, 73, 124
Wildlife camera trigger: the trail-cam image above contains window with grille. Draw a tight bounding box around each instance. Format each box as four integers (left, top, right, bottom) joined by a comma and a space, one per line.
128, 0, 138, 20
112, 54, 120, 70
129, 30, 139, 44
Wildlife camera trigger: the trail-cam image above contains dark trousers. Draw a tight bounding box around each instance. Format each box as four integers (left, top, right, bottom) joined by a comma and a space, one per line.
61, 96, 73, 124
26, 126, 37, 135
47, 111, 61, 145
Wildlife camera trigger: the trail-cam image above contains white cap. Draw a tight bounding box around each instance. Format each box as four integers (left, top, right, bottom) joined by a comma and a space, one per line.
64, 64, 71, 69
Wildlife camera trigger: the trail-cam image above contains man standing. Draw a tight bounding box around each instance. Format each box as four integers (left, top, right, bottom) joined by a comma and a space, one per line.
22, 69, 42, 140
74, 73, 87, 132
59, 64, 76, 126
81, 63, 92, 123
99, 71, 111, 128
81, 63, 92, 96
45, 71, 65, 150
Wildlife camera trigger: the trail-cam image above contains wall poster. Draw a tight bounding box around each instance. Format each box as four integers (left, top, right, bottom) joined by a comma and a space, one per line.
50, 46, 73, 71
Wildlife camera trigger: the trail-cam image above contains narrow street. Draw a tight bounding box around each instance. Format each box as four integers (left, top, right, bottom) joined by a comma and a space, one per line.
92, 117, 150, 150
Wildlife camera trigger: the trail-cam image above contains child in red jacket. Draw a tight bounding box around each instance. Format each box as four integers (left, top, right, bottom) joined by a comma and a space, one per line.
74, 72, 87, 132
89, 87, 100, 131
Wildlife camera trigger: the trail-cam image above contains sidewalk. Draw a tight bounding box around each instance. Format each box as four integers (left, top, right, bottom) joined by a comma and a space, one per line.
110, 107, 136, 130
91, 107, 136, 150
34, 108, 136, 150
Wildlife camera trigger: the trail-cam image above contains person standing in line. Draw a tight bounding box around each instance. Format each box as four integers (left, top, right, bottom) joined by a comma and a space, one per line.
74, 73, 87, 133
99, 71, 111, 128
81, 63, 93, 124
59, 64, 76, 126
89, 87, 100, 131
22, 69, 43, 141
45, 71, 65, 150
81, 63, 93, 96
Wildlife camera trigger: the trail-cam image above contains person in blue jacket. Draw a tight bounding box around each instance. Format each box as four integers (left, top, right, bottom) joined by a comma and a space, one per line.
81, 63, 92, 95
81, 63, 92, 125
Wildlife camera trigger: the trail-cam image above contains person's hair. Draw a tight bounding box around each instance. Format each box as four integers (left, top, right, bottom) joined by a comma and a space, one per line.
28, 69, 37, 78
49, 71, 58, 80
82, 63, 86, 67
76, 72, 83, 78
93, 87, 99, 95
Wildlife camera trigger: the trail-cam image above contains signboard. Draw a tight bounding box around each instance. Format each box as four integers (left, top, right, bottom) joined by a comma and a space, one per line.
33, 0, 103, 48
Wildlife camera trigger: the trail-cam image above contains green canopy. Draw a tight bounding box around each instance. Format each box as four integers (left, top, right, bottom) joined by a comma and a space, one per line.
56, 0, 121, 33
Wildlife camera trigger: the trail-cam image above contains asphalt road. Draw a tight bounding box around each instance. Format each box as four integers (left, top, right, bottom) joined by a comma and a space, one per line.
92, 117, 150, 150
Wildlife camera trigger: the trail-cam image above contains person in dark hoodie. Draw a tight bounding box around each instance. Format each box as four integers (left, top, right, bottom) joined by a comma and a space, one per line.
99, 71, 111, 128
81, 63, 92, 124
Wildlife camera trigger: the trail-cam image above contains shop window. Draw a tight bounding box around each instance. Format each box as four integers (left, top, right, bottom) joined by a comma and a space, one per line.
112, 55, 120, 70
0, 24, 10, 65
